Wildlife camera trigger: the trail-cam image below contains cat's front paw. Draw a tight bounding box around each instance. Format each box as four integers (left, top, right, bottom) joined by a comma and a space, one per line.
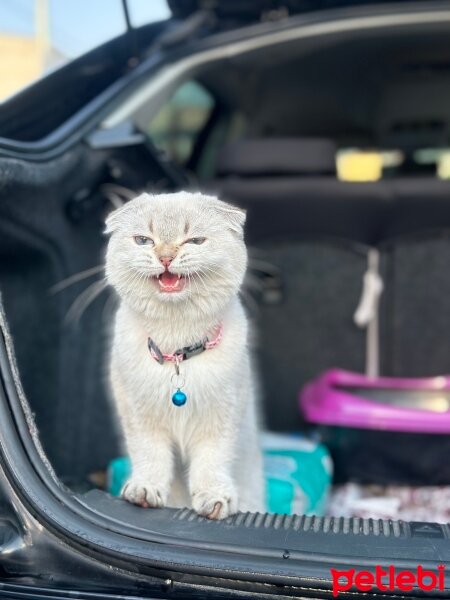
192, 484, 238, 520
122, 478, 167, 508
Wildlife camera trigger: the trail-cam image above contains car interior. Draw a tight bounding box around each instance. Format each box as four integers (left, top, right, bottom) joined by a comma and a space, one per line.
1, 11, 450, 527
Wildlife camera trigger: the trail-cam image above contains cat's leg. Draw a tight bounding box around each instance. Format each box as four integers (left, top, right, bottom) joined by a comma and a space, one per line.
122, 427, 174, 508
188, 361, 264, 519
112, 373, 174, 508
188, 433, 239, 520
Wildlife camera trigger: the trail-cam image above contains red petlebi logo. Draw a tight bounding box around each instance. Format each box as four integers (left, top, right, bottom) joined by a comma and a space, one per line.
331, 564, 445, 597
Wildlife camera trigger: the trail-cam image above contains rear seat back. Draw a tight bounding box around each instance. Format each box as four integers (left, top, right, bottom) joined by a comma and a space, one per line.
214, 138, 392, 246
218, 177, 391, 246
205, 138, 450, 429
217, 138, 336, 178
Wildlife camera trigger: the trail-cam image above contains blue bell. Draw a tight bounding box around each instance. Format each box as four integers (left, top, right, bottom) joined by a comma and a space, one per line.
172, 389, 187, 407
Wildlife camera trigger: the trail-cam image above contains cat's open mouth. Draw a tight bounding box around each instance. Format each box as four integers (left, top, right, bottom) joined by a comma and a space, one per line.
157, 271, 186, 293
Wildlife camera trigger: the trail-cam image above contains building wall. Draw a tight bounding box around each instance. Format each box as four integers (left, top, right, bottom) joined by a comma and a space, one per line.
0, 34, 44, 101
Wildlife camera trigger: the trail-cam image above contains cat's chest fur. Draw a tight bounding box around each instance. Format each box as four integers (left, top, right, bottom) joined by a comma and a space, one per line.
111, 300, 247, 424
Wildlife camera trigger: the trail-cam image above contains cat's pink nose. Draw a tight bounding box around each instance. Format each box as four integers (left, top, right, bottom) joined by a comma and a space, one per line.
159, 255, 174, 267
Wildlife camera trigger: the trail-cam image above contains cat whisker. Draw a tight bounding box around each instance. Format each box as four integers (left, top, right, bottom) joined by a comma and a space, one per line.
190, 270, 202, 297
137, 271, 150, 294
64, 279, 108, 326
194, 264, 223, 276
50, 265, 104, 294
195, 265, 230, 282
189, 266, 260, 313
186, 272, 194, 294
118, 269, 145, 290
196, 267, 233, 288
195, 270, 220, 291
193, 271, 209, 294
187, 269, 205, 297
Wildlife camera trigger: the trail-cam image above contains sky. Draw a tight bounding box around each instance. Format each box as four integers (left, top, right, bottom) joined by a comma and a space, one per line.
0, 0, 171, 58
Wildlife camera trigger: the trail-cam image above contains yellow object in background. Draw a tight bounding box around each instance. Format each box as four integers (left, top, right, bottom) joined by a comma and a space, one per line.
438, 152, 450, 180
337, 151, 383, 182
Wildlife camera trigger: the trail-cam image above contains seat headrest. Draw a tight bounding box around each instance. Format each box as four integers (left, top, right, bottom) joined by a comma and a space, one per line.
216, 138, 337, 177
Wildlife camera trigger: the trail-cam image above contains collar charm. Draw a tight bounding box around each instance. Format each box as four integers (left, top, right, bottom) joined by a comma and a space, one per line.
171, 357, 187, 406
172, 389, 187, 406
147, 323, 223, 407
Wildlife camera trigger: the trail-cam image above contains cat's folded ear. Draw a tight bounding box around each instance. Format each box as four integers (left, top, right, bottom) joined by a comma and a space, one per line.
104, 202, 132, 234
211, 198, 246, 238
105, 192, 154, 234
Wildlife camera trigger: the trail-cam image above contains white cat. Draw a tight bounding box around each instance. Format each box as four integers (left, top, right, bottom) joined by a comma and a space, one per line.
105, 191, 264, 519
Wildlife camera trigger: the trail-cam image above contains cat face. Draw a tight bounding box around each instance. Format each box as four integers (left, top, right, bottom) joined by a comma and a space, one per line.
105, 192, 247, 316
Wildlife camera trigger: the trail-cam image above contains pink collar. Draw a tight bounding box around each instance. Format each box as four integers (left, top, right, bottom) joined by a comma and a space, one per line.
148, 323, 223, 365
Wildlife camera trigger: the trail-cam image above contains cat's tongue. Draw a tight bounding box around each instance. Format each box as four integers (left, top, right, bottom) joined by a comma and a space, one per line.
158, 271, 183, 292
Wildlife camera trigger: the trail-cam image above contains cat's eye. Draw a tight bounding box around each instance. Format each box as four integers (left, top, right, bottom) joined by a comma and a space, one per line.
185, 237, 206, 245
134, 236, 154, 246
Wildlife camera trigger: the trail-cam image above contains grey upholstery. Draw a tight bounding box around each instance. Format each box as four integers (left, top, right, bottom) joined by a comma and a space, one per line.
380, 233, 450, 377
384, 178, 450, 239
217, 138, 337, 177
214, 177, 392, 245
249, 240, 368, 430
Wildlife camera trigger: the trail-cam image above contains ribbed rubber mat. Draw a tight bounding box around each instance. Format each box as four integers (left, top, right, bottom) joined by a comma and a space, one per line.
172, 510, 418, 538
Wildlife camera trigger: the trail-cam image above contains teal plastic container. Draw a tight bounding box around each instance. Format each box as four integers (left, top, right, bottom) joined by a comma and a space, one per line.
262, 433, 333, 515
108, 432, 332, 515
